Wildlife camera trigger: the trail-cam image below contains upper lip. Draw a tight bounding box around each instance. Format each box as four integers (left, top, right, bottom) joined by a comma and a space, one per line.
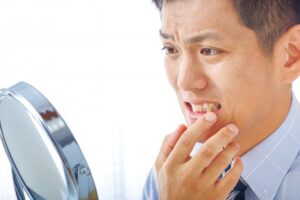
183, 99, 220, 105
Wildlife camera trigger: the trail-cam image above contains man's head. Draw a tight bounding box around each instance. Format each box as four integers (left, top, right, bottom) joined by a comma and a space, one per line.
154, 0, 300, 154
154, 0, 300, 53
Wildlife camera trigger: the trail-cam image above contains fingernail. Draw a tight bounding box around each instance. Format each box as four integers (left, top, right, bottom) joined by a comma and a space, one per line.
227, 124, 238, 135
204, 112, 216, 122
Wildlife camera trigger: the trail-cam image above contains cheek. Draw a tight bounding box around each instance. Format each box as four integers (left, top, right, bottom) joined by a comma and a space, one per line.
208, 64, 257, 117
211, 55, 271, 96
208, 65, 246, 97
214, 69, 275, 129
165, 60, 179, 89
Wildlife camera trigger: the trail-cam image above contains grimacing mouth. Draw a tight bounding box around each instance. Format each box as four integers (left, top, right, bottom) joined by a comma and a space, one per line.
186, 102, 222, 113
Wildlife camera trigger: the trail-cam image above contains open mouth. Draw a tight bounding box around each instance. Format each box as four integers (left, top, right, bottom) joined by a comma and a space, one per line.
185, 102, 222, 113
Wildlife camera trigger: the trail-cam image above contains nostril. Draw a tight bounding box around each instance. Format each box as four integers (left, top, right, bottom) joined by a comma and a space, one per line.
177, 70, 208, 91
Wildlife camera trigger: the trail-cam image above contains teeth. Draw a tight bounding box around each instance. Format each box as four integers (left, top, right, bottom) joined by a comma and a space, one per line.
191, 103, 220, 112
204, 103, 209, 111
193, 104, 203, 112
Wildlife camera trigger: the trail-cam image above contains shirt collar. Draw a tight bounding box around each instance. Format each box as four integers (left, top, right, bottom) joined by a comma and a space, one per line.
241, 93, 300, 200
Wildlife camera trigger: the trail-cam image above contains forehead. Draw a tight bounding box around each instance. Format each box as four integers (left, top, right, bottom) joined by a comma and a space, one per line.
161, 0, 244, 39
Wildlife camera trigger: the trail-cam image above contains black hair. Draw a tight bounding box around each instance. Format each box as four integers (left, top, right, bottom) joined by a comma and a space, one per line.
152, 0, 300, 53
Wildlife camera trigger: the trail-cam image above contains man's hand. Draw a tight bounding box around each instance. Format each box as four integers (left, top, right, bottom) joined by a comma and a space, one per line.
155, 112, 243, 200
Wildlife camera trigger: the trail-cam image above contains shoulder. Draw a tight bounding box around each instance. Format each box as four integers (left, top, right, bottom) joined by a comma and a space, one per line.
275, 151, 300, 199
142, 167, 159, 200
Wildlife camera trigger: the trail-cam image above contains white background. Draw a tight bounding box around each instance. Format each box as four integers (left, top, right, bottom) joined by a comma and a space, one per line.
0, 0, 299, 199
0, 1, 183, 199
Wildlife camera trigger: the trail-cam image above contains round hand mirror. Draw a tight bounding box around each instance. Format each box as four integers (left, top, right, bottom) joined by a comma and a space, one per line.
0, 82, 98, 200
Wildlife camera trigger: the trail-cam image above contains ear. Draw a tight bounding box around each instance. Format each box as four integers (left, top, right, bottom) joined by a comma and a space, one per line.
281, 25, 300, 83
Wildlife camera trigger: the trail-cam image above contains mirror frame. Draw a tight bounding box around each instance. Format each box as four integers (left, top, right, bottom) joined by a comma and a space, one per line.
0, 82, 98, 200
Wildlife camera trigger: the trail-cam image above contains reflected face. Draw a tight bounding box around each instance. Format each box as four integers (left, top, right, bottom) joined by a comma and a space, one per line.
161, 0, 284, 141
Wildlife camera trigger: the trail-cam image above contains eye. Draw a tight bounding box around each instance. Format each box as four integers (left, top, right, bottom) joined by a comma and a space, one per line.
162, 46, 178, 55
200, 48, 220, 56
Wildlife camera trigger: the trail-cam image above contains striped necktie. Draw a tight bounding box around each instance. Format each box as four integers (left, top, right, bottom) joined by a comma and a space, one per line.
220, 162, 248, 200
227, 179, 247, 200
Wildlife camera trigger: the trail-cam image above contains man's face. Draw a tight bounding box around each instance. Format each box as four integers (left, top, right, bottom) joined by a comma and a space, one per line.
161, 0, 285, 142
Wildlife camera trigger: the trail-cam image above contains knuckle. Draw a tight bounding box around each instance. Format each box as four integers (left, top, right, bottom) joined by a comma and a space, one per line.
162, 134, 171, 145
222, 128, 234, 141
229, 143, 240, 153
227, 173, 240, 186
157, 165, 174, 186
230, 165, 243, 179
222, 144, 239, 159
155, 160, 162, 173
200, 143, 216, 159
161, 148, 169, 159
160, 162, 173, 175
234, 159, 244, 172
158, 135, 172, 157
180, 132, 194, 148
178, 172, 194, 188
220, 151, 234, 162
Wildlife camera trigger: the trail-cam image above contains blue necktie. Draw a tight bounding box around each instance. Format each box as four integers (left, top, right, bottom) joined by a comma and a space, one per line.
220, 162, 247, 200
227, 179, 247, 200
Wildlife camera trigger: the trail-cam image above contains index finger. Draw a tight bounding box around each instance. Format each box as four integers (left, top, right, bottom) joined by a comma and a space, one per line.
166, 112, 217, 165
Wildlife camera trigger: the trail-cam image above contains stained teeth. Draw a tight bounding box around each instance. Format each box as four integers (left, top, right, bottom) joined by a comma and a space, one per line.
191, 105, 202, 112
191, 103, 220, 112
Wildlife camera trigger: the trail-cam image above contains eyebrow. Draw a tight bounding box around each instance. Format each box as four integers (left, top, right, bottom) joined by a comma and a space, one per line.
159, 30, 174, 40
184, 32, 223, 44
159, 30, 223, 44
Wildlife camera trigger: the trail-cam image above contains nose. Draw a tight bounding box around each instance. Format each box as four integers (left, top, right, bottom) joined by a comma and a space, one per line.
177, 54, 208, 92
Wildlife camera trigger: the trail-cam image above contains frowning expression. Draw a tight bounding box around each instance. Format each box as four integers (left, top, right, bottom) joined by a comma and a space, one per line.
161, 0, 283, 141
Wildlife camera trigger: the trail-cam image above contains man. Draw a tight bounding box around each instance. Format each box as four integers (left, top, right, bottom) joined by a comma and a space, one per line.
143, 0, 300, 199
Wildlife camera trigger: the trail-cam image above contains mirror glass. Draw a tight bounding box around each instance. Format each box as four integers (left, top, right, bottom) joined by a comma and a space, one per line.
0, 82, 98, 200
